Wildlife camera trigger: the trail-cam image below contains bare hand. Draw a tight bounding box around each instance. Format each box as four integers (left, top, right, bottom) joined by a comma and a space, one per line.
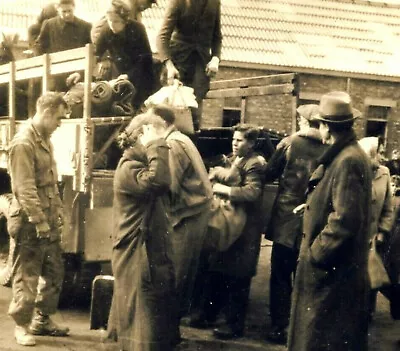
165, 59, 180, 85
205, 56, 220, 77
36, 221, 51, 239
66, 72, 81, 87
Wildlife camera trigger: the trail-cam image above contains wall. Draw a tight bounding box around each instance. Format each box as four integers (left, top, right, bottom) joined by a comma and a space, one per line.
203, 66, 400, 157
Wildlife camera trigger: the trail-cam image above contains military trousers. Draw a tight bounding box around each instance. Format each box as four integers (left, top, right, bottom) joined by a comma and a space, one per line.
8, 236, 64, 326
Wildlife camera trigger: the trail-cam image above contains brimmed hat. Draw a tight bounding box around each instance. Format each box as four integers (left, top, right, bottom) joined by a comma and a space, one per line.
316, 91, 361, 123
296, 104, 319, 121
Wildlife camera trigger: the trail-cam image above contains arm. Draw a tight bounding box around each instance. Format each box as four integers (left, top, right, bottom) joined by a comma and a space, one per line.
156, 0, 181, 62
166, 139, 191, 196
35, 20, 50, 55
120, 139, 171, 197
211, 0, 222, 59
377, 170, 395, 237
9, 143, 48, 227
263, 138, 289, 183
310, 158, 368, 267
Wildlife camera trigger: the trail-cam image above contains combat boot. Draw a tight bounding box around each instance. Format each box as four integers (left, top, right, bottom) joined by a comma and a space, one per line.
29, 311, 69, 337
15, 325, 36, 346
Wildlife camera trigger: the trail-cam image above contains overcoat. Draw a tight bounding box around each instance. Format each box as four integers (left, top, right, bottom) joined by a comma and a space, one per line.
288, 132, 372, 351
210, 151, 266, 278
111, 139, 176, 351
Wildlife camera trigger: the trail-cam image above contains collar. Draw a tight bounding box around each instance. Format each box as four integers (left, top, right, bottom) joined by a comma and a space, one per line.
317, 129, 357, 168
56, 16, 77, 29
30, 120, 51, 152
296, 127, 322, 141
307, 129, 357, 195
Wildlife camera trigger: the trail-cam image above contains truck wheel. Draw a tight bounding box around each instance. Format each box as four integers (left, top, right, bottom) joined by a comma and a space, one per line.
0, 194, 15, 287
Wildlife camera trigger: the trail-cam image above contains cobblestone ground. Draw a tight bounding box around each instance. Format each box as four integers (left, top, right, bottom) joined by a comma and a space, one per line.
0, 239, 398, 350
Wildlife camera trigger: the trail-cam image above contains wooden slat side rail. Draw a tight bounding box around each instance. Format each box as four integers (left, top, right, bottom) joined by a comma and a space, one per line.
0, 45, 91, 83
206, 83, 295, 99
209, 73, 296, 90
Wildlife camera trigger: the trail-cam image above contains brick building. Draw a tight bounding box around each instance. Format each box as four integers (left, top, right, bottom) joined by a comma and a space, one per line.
1, 0, 400, 154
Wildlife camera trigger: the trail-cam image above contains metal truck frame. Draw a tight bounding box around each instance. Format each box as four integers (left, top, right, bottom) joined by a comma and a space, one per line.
0, 44, 297, 302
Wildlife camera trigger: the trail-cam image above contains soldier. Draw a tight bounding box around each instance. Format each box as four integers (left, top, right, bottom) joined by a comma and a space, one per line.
7, 92, 69, 346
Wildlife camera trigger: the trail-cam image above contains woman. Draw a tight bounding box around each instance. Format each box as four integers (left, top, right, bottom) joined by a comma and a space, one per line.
358, 137, 395, 319
192, 124, 266, 339
95, 0, 155, 110
111, 112, 176, 351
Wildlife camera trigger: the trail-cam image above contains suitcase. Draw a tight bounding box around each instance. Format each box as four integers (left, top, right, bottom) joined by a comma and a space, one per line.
90, 275, 114, 330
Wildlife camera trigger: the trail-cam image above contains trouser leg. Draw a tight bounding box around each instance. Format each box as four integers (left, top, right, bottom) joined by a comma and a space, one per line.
224, 275, 252, 333
269, 242, 298, 329
9, 240, 43, 326
170, 211, 209, 317
35, 240, 64, 315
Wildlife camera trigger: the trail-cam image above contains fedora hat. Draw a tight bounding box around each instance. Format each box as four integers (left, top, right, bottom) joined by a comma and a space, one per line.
296, 104, 319, 121
316, 91, 361, 123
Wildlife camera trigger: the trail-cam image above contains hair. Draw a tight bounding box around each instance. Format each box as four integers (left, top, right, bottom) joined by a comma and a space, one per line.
325, 120, 354, 134
233, 123, 260, 143
358, 137, 379, 159
57, 0, 75, 6
36, 92, 68, 114
117, 112, 166, 149
148, 104, 176, 126
107, 0, 130, 22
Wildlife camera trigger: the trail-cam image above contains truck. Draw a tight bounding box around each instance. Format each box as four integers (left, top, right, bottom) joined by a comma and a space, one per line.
0, 44, 298, 304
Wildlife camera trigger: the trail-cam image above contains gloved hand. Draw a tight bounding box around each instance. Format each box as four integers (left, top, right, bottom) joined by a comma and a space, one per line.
165, 59, 180, 85
66, 72, 81, 87
35, 221, 51, 239
205, 56, 220, 77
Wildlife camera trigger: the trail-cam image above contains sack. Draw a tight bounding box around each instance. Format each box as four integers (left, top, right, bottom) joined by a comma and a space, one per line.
368, 235, 391, 289
206, 196, 247, 252
144, 80, 197, 134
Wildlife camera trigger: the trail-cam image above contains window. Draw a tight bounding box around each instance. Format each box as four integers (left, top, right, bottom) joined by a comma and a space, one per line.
365, 105, 390, 143
222, 108, 241, 127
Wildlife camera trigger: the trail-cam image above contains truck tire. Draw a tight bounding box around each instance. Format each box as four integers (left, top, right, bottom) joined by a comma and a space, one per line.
0, 193, 15, 287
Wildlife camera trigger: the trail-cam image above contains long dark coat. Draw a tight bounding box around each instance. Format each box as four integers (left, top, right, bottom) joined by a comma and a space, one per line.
210, 151, 266, 278
288, 132, 372, 351
111, 139, 176, 351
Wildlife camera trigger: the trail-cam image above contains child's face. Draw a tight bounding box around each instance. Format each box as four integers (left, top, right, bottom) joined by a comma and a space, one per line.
232, 131, 253, 157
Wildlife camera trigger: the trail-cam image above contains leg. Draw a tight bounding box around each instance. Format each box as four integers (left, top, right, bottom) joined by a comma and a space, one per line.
191, 56, 210, 131
214, 275, 251, 338
8, 240, 43, 326
31, 240, 69, 336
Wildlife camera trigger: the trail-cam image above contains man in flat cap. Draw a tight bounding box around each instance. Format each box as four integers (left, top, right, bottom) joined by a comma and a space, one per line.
263, 104, 327, 344
287, 92, 372, 351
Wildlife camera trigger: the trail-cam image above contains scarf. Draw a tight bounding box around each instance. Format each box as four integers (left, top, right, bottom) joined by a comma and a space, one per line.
307, 129, 358, 195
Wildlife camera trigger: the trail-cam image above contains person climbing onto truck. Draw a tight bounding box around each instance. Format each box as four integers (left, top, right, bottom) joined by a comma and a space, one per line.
93, 0, 155, 112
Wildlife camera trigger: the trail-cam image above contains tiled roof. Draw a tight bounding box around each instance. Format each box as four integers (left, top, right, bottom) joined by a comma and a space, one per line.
2, 0, 400, 79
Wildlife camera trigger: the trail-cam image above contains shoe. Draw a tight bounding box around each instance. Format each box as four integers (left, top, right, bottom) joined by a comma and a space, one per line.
15, 325, 36, 346
30, 312, 69, 337
213, 325, 243, 339
266, 326, 287, 345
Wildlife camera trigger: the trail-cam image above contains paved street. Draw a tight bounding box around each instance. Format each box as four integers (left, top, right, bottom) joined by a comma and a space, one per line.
0, 240, 398, 350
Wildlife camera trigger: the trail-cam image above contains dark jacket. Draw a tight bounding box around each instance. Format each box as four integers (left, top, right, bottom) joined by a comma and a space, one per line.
156, 0, 222, 64
112, 139, 176, 351
265, 128, 327, 249
35, 16, 92, 54
210, 151, 266, 278
288, 131, 372, 351
95, 20, 155, 108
